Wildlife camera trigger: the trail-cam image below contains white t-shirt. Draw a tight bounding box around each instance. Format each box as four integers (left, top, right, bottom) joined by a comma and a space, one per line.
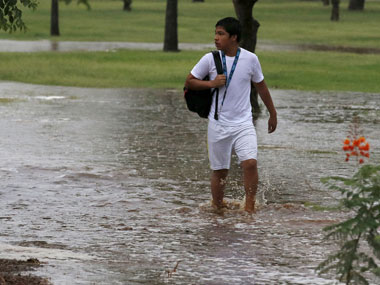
191, 48, 264, 126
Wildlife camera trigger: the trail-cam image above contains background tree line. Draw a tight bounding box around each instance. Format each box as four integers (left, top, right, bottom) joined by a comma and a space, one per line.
0, 0, 371, 39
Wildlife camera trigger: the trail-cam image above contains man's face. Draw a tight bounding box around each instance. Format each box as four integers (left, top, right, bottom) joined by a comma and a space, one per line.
214, 26, 236, 51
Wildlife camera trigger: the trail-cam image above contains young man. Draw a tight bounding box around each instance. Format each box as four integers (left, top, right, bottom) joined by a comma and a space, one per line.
185, 17, 277, 213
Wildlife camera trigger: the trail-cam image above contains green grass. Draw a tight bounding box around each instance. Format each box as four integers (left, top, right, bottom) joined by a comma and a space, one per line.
0, 49, 379, 93
257, 0, 380, 48
1, 0, 379, 48
259, 50, 380, 93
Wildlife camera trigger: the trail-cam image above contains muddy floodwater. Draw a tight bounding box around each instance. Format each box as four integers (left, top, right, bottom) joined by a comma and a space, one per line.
2, 39, 380, 54
0, 81, 379, 284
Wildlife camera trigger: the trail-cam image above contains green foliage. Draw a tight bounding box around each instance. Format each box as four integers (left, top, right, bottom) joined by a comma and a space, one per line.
0, 0, 38, 32
317, 164, 380, 284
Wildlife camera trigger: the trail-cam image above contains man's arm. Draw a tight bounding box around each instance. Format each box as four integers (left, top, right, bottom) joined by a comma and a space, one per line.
185, 74, 226, 90
254, 80, 277, 133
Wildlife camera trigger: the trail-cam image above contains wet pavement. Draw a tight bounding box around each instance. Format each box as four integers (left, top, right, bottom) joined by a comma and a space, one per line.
0, 40, 212, 52
0, 81, 379, 284
1, 39, 380, 54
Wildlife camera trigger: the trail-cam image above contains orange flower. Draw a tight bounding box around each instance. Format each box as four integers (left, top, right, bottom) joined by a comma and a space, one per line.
343, 146, 350, 151
359, 143, 370, 151
360, 151, 366, 156
342, 134, 370, 164
353, 139, 360, 147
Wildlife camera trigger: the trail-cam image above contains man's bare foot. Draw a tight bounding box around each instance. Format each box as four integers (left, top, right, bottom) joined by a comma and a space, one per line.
211, 199, 228, 214
244, 205, 256, 214
244, 200, 256, 213
211, 199, 228, 209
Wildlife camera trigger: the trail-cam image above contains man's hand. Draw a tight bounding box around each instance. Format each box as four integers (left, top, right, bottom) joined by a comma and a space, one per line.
212, 74, 226, 88
254, 80, 277, 134
268, 115, 277, 133
185, 73, 226, 90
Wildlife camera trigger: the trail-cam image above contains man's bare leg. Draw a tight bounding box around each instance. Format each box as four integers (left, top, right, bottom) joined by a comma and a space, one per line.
211, 169, 228, 210
241, 159, 258, 213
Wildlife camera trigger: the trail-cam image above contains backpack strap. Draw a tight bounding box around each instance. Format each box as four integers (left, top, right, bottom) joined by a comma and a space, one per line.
212, 51, 223, 75
212, 51, 223, 120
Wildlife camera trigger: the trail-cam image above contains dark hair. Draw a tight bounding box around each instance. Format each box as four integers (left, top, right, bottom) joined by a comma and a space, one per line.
215, 17, 241, 42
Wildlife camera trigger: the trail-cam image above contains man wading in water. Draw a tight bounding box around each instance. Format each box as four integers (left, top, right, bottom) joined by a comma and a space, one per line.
185, 17, 277, 213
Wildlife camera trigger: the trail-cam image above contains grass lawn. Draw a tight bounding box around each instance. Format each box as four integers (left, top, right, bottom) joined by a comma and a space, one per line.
0, 49, 379, 93
0, 0, 379, 92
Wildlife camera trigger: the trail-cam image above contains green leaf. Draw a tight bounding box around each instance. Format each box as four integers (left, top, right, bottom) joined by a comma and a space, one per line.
372, 267, 380, 277
0, 0, 38, 32
319, 164, 380, 284
351, 270, 370, 284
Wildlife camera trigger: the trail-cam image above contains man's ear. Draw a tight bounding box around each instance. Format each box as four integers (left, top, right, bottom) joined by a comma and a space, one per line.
230, 34, 238, 43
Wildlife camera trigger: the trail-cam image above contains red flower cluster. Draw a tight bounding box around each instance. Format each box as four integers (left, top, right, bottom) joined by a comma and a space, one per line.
343, 136, 370, 164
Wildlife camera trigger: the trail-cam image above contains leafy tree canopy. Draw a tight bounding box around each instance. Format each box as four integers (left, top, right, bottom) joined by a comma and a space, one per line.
0, 0, 38, 32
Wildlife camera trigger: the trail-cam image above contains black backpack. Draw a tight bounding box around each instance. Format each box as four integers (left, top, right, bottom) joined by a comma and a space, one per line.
184, 51, 223, 119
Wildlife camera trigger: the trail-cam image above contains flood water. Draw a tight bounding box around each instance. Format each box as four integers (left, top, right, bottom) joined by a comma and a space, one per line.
0, 81, 379, 284
2, 39, 380, 54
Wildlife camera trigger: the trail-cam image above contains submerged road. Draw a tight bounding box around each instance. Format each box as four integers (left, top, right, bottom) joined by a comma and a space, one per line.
1, 39, 380, 54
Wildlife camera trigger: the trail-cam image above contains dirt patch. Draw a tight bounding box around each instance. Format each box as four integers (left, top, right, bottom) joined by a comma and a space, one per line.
0, 258, 51, 285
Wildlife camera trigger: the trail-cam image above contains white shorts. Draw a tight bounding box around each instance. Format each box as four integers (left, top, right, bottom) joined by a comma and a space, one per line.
207, 121, 257, 170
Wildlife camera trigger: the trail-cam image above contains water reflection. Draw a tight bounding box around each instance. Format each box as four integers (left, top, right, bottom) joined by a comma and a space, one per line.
0, 82, 379, 284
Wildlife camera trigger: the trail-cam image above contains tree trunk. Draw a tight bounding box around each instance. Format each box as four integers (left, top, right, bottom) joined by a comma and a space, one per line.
192, 0, 204, 2
348, 0, 365, 10
123, 0, 132, 11
51, 0, 59, 36
331, 0, 340, 21
163, 0, 179, 52
233, 0, 259, 53
233, 0, 260, 117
